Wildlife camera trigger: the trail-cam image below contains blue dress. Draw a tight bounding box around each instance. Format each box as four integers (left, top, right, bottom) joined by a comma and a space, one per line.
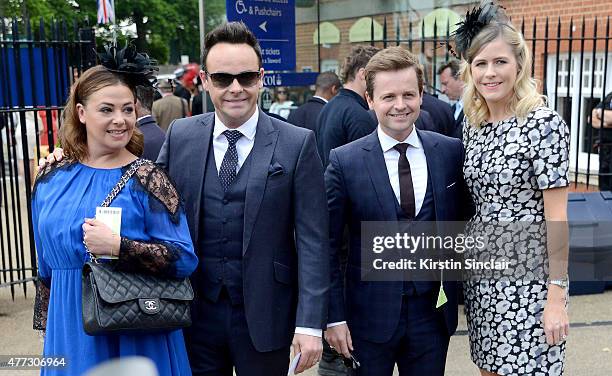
31, 159, 198, 376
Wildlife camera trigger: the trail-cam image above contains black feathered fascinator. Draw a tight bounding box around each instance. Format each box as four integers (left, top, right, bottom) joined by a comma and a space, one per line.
452, 2, 507, 60
96, 44, 158, 87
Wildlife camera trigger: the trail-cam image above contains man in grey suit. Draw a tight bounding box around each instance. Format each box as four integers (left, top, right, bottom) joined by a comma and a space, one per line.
157, 22, 330, 376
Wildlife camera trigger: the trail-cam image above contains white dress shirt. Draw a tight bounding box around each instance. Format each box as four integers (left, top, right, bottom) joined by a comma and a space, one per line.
312, 95, 328, 104
213, 109, 322, 338
453, 100, 463, 120
212, 111, 258, 172
377, 126, 428, 216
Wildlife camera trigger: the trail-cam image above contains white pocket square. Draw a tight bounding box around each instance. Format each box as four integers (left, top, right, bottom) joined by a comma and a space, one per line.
446, 182, 456, 189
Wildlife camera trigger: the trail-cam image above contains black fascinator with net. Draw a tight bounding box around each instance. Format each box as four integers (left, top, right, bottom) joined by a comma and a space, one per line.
96, 44, 158, 87
451, 2, 507, 60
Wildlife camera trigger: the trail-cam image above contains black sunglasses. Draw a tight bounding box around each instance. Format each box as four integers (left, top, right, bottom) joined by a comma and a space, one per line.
205, 70, 261, 88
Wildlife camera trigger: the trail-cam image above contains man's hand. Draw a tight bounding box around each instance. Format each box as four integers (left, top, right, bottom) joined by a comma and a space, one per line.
291, 333, 322, 374
38, 147, 64, 169
324, 323, 353, 358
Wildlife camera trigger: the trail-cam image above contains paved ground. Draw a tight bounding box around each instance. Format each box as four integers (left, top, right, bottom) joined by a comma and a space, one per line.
1, 285, 611, 375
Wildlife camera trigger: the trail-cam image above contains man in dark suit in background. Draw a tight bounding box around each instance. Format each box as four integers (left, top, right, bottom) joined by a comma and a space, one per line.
135, 86, 165, 161
421, 92, 455, 137
438, 60, 465, 139
157, 22, 329, 376
287, 72, 341, 131
324, 47, 470, 376
316, 46, 380, 166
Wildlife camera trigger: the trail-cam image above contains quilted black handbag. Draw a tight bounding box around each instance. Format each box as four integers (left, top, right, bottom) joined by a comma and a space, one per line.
81, 159, 194, 335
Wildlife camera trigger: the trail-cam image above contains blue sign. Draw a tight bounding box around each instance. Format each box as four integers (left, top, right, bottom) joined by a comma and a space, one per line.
262, 72, 318, 87
226, 0, 296, 71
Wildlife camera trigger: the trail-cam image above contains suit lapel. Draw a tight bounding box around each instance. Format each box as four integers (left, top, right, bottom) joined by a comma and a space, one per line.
418, 130, 444, 219
362, 132, 398, 221
242, 110, 279, 254
190, 114, 214, 245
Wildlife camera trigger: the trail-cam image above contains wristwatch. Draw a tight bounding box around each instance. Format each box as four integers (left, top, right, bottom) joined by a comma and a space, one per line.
548, 277, 569, 289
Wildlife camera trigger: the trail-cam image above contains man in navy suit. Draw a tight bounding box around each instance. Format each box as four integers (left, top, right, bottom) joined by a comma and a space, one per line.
157, 22, 329, 375
287, 71, 341, 131
438, 60, 465, 139
324, 47, 471, 375
135, 85, 165, 161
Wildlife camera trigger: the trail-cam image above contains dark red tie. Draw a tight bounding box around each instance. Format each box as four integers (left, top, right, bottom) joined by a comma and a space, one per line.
393, 143, 415, 219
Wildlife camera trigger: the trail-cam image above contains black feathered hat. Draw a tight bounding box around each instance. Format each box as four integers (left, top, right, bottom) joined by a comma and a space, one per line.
452, 2, 508, 60
96, 44, 158, 88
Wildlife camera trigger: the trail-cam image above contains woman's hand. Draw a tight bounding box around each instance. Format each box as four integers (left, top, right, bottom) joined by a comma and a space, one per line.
82, 218, 120, 257
542, 284, 569, 346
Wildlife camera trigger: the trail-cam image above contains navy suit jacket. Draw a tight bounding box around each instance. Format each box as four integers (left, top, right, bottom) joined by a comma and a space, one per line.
451, 110, 465, 140
422, 93, 455, 136
325, 129, 472, 343
316, 88, 377, 166
137, 115, 165, 161
287, 96, 326, 132
157, 110, 330, 352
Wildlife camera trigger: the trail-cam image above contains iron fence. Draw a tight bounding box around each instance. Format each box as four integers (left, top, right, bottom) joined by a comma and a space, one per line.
0, 17, 96, 298
365, 15, 611, 190
0, 12, 610, 298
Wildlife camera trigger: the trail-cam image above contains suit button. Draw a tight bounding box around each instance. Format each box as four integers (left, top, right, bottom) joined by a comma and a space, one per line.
223, 257, 228, 262
222, 237, 228, 243
222, 218, 228, 224
217, 276, 222, 281
222, 199, 229, 205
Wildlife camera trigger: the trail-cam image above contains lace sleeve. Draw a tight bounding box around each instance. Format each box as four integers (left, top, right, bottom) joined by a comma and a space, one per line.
131, 161, 181, 224
115, 238, 181, 275
33, 277, 50, 331
32, 158, 76, 198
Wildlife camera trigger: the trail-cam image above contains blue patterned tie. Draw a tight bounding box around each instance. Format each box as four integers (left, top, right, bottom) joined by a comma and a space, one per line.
219, 130, 243, 191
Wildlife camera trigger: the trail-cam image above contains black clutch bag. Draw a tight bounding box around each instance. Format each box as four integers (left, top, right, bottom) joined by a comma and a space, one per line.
81, 159, 193, 335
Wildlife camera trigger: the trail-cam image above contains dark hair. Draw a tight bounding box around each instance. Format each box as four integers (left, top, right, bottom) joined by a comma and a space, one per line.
136, 85, 155, 112
340, 45, 380, 83
316, 71, 342, 91
437, 60, 461, 78
202, 22, 262, 71
60, 65, 143, 161
365, 47, 424, 100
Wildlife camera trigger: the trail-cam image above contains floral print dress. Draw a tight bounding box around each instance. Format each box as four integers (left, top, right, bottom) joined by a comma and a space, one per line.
462, 107, 570, 376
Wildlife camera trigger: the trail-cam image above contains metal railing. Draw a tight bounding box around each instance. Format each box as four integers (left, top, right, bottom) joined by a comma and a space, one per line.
0, 17, 96, 298
365, 15, 611, 190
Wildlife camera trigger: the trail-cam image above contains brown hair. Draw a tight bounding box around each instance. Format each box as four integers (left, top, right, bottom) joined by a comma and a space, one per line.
340, 45, 380, 84
437, 59, 461, 77
365, 46, 424, 99
60, 65, 143, 161
202, 21, 262, 71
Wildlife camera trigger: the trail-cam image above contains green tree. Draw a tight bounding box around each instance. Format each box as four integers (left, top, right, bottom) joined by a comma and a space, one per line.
2, 0, 227, 64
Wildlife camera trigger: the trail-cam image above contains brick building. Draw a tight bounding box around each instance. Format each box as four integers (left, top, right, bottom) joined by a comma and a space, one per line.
294, 0, 611, 187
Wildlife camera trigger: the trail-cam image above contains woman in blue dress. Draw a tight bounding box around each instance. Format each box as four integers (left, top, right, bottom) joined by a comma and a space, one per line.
31, 50, 198, 375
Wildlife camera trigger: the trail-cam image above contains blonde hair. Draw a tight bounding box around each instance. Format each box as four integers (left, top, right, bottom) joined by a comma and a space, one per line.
460, 21, 545, 127
60, 66, 143, 160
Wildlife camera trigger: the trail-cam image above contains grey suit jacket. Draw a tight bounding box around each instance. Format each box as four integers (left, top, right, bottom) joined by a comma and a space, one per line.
157, 110, 330, 351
